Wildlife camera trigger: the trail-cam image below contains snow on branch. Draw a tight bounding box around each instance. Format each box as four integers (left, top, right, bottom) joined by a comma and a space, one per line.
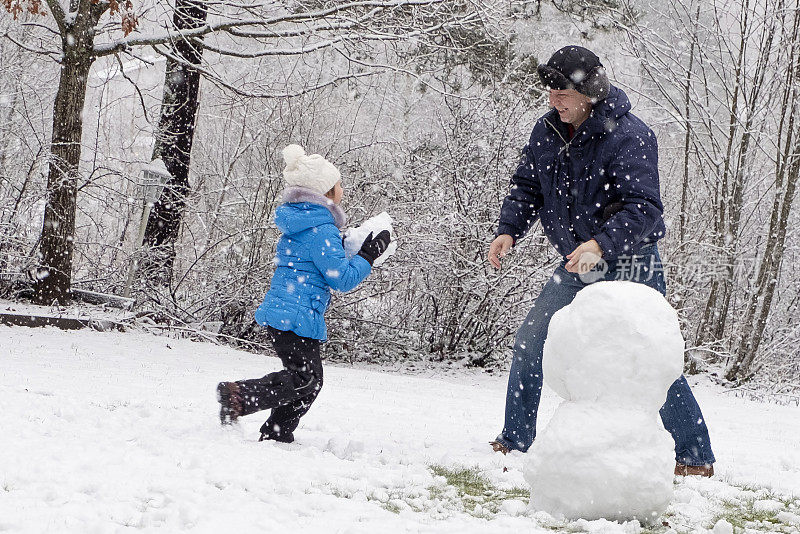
151, 43, 382, 99
199, 10, 479, 60
94, 0, 447, 57
200, 34, 357, 59
0, 30, 61, 59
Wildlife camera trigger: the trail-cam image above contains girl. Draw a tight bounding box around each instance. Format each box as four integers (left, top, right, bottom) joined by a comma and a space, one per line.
216, 144, 390, 443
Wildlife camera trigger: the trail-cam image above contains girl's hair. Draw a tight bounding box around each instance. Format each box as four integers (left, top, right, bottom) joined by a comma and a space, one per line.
324, 184, 337, 199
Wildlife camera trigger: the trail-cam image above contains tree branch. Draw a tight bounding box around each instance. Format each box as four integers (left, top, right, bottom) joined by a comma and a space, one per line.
0, 31, 61, 61
204, 9, 480, 59
199, 35, 352, 58
94, 0, 445, 56
151, 43, 381, 98
113, 53, 151, 124
21, 21, 61, 35
43, 0, 66, 35
226, 7, 384, 39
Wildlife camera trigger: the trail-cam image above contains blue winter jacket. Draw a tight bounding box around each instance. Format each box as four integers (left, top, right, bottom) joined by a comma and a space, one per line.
255, 189, 372, 341
497, 85, 666, 260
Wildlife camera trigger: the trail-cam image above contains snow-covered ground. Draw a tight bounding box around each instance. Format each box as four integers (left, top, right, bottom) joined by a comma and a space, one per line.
2, 325, 800, 533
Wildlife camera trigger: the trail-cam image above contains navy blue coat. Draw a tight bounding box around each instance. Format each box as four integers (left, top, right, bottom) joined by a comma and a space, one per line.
255, 194, 371, 341
497, 86, 666, 260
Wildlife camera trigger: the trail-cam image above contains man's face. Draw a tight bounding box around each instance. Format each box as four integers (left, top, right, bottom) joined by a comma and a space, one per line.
548, 89, 593, 126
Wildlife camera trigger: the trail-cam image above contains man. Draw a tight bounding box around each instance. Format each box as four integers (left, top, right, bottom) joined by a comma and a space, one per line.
489, 45, 716, 477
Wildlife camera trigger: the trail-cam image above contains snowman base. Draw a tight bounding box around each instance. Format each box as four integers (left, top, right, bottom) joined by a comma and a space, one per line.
524, 402, 675, 523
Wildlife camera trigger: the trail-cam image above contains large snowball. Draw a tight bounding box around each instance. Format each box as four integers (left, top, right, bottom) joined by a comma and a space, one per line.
344, 212, 397, 267
542, 281, 684, 409
525, 402, 675, 522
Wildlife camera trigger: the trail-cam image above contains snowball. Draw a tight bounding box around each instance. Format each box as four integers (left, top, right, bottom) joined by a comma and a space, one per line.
542, 281, 684, 410
712, 519, 734, 534
501, 499, 528, 516
282, 144, 306, 169
343, 212, 398, 267
325, 436, 365, 460
525, 402, 675, 522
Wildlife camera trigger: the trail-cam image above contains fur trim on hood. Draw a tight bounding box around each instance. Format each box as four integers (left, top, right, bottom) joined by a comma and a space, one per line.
282, 186, 346, 228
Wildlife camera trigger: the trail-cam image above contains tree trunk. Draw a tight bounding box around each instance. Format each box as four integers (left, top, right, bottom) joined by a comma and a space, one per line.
33, 16, 96, 305
694, 0, 766, 350
679, 3, 700, 246
726, 6, 800, 382
728, 155, 799, 381
141, 0, 207, 285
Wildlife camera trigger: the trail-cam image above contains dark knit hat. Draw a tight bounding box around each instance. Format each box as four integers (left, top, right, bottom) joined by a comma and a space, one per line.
537, 45, 610, 101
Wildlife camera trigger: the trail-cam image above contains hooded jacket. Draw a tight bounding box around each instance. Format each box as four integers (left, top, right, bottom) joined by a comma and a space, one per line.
255, 187, 371, 341
497, 85, 666, 260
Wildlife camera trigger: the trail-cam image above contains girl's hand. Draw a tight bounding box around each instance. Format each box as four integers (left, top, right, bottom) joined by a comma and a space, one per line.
358, 230, 391, 265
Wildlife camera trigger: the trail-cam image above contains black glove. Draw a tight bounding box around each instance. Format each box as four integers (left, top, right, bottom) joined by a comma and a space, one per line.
357, 230, 391, 265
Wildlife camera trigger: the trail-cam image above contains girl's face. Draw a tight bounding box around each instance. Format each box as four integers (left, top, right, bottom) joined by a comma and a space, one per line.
327, 180, 343, 205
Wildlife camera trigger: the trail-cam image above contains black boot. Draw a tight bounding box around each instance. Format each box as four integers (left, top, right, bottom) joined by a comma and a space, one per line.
259, 421, 295, 443
216, 382, 243, 425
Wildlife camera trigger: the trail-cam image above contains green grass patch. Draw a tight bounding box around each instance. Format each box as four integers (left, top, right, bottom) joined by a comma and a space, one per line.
382, 501, 402, 514
707, 483, 799, 532
427, 464, 529, 518
714, 500, 780, 530
429, 465, 494, 497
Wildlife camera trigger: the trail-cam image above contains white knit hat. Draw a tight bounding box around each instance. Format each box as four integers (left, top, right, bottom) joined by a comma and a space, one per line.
281, 144, 341, 195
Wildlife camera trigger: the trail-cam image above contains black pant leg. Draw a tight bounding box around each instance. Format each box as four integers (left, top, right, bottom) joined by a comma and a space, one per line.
259, 327, 323, 441
236, 327, 322, 420
261, 368, 323, 440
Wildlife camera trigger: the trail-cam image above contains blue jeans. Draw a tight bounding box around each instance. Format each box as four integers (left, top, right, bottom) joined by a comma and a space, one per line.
497, 244, 716, 466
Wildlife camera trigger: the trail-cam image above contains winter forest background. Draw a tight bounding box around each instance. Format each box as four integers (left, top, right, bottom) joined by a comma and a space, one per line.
1, 0, 799, 396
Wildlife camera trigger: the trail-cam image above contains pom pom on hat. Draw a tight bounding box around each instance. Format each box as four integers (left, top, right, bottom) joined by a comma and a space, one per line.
282, 144, 306, 169
281, 144, 341, 195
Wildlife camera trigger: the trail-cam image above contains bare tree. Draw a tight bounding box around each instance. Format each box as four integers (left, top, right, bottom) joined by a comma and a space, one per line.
0, 24, 49, 284
141, 0, 207, 284
693, 0, 775, 351
621, 0, 800, 382
729, 0, 800, 381
2, 0, 137, 304
2, 0, 492, 303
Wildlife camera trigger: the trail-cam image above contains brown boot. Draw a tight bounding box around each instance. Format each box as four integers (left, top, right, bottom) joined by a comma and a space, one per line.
675, 462, 714, 477
217, 382, 243, 425
490, 440, 510, 455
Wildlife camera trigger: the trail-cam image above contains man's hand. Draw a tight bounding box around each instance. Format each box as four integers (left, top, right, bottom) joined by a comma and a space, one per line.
488, 234, 514, 270
565, 239, 603, 273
